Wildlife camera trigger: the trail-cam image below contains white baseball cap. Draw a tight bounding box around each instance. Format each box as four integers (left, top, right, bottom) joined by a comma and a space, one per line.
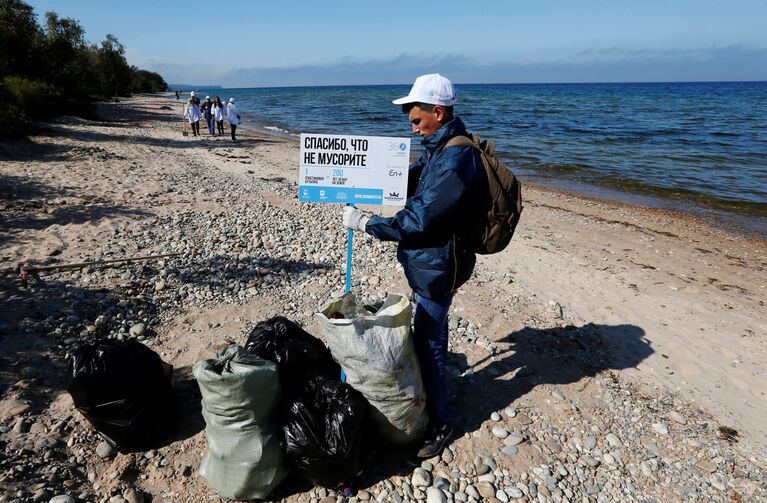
392, 73, 456, 106
229, 97, 235, 103
190, 91, 195, 96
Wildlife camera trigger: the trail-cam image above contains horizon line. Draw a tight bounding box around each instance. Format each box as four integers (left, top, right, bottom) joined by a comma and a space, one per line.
169, 79, 767, 90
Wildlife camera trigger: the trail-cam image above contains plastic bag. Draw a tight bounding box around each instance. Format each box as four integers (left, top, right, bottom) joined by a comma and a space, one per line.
193, 345, 288, 500
245, 316, 340, 397
284, 375, 367, 488
67, 340, 176, 452
316, 292, 428, 445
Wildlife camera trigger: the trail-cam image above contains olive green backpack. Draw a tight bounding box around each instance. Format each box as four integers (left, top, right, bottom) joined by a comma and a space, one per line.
446, 133, 524, 254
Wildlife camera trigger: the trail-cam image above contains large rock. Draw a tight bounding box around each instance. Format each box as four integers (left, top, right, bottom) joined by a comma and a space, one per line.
605, 433, 622, 448
96, 441, 116, 459
0, 397, 31, 422
123, 488, 145, 503
129, 323, 146, 337
501, 445, 518, 456
426, 487, 447, 503
475, 481, 496, 499
492, 427, 509, 439
411, 467, 432, 487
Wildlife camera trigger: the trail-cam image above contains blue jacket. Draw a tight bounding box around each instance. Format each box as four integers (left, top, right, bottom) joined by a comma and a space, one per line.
366, 117, 487, 299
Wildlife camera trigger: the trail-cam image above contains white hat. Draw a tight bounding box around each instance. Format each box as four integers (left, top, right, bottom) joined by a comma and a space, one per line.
205, 95, 210, 100
392, 73, 456, 106
190, 91, 195, 96
229, 97, 235, 103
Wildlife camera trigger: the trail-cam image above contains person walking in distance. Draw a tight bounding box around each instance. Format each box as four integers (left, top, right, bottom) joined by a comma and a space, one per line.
212, 96, 226, 136
183, 97, 201, 136
342, 74, 488, 458
201, 95, 215, 135
226, 97, 241, 142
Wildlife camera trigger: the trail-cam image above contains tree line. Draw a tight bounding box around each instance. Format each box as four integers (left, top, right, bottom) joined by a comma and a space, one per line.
0, 0, 168, 137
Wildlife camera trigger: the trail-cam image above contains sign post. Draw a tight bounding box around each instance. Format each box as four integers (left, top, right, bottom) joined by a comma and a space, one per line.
299, 134, 410, 291
346, 214, 354, 292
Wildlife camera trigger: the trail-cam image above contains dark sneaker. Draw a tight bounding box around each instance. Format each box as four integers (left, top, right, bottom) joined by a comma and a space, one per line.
417, 423, 455, 459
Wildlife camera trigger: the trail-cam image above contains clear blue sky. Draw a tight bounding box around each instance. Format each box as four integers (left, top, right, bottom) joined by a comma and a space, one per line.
26, 0, 767, 87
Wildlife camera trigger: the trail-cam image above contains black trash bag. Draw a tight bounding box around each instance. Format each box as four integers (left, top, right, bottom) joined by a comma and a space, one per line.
67, 340, 177, 452
284, 376, 367, 488
245, 316, 340, 396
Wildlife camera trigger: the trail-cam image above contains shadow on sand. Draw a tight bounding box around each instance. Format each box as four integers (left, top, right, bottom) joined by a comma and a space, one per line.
348, 322, 651, 493
268, 322, 652, 498
0, 172, 152, 250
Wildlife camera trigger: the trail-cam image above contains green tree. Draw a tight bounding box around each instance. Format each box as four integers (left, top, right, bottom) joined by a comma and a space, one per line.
0, 0, 170, 137
0, 0, 43, 78
94, 33, 131, 98
41, 12, 94, 97
130, 67, 168, 93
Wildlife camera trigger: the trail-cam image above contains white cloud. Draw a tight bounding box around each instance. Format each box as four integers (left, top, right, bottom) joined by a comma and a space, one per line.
129, 46, 767, 87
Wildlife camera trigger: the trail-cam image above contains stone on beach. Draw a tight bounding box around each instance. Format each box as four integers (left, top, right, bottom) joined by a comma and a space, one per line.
0, 95, 764, 503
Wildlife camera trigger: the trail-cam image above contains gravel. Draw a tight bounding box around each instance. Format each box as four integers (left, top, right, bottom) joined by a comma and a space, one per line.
1, 111, 764, 503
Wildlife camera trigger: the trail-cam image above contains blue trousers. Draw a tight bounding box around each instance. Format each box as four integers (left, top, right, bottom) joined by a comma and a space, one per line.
413, 292, 453, 425
206, 116, 215, 134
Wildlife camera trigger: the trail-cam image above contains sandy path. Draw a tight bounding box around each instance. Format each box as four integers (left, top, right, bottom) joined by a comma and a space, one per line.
494, 189, 767, 444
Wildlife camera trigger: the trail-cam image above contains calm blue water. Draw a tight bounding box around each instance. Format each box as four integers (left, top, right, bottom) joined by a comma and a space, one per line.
199, 82, 767, 235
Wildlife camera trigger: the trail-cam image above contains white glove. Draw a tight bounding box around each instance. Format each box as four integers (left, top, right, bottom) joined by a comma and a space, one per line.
342, 206, 370, 232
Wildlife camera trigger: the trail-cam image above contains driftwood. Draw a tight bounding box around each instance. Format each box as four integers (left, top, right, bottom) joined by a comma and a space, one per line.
16, 252, 181, 288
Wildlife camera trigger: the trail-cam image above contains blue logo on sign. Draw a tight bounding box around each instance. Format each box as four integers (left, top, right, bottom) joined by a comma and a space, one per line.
300, 185, 383, 204
399, 143, 406, 151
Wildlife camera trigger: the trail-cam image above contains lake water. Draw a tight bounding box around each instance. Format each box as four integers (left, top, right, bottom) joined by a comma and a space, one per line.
197, 82, 767, 236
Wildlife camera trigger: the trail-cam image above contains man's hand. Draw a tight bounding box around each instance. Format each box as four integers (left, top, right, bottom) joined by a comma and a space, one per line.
343, 206, 370, 232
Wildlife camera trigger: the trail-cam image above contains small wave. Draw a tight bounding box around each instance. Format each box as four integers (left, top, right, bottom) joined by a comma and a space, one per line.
563, 127, 599, 134
591, 136, 648, 145
535, 162, 592, 174
245, 122, 299, 138
594, 177, 767, 217
498, 152, 539, 164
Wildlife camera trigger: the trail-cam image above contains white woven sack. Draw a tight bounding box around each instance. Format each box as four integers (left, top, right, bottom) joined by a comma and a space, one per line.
316, 292, 428, 444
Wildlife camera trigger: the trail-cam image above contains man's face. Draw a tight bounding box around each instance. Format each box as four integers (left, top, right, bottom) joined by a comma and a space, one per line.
408, 105, 443, 137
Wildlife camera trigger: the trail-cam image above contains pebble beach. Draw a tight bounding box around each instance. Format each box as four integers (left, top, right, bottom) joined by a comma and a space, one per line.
0, 94, 765, 502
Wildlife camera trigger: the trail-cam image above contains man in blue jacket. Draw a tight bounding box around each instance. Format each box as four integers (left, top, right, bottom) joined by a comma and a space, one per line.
343, 73, 487, 458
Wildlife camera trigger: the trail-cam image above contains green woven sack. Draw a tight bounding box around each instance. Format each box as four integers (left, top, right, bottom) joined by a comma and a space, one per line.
193, 345, 288, 500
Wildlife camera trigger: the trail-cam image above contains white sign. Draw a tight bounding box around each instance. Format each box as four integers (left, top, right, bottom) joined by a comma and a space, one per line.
299, 134, 410, 205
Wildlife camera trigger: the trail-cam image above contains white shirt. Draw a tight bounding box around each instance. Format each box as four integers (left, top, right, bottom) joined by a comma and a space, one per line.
212, 104, 225, 121
183, 103, 201, 123
226, 103, 240, 125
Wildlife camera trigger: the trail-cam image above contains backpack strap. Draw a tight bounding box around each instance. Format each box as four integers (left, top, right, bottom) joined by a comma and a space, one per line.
444, 134, 479, 150
445, 133, 496, 154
